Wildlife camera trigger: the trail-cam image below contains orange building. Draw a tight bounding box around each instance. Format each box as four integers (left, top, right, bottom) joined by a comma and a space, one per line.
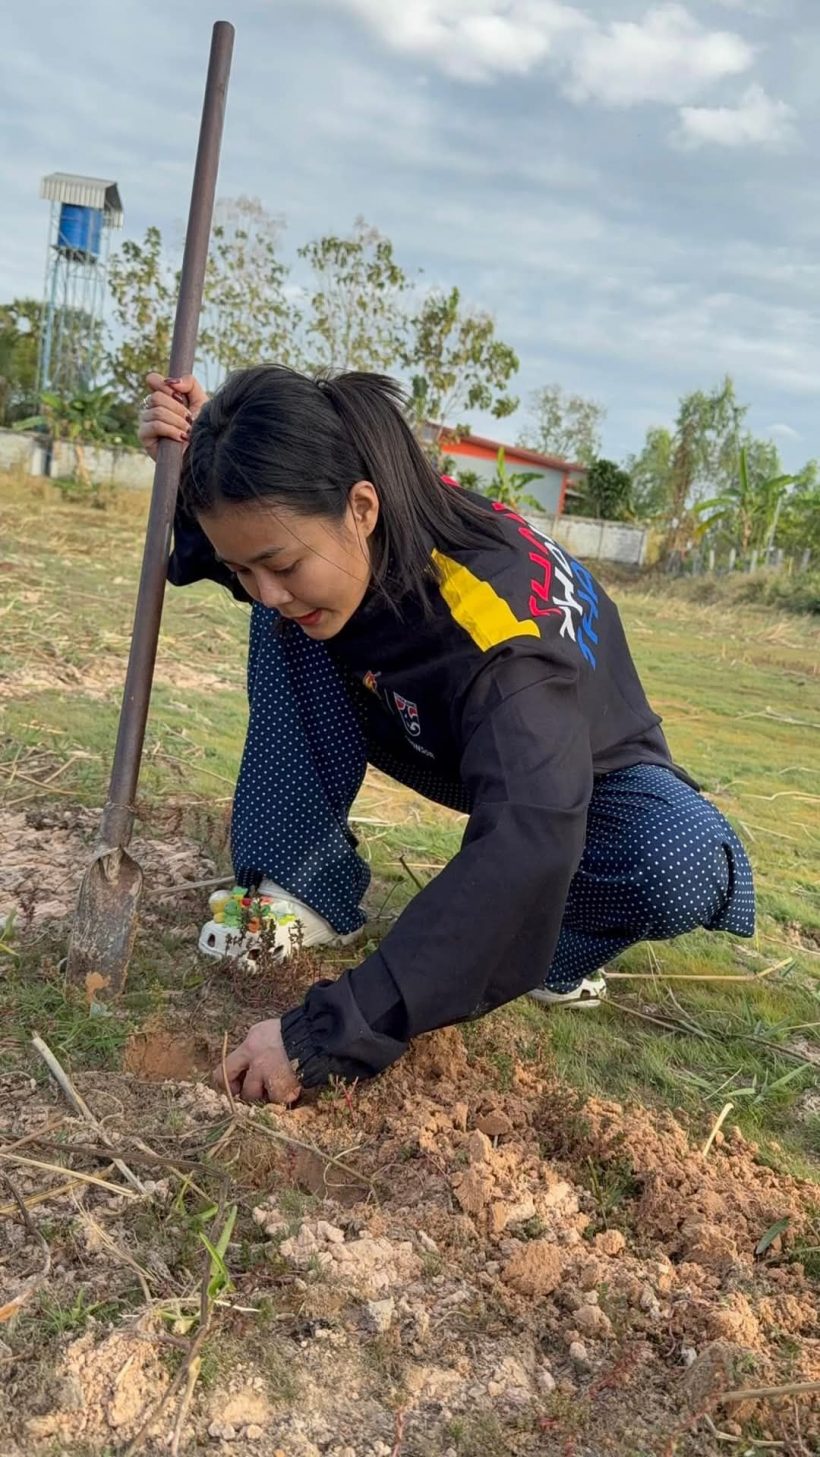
435, 429, 585, 516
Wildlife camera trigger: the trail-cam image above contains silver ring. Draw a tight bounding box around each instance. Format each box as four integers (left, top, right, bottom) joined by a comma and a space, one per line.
140, 394, 152, 410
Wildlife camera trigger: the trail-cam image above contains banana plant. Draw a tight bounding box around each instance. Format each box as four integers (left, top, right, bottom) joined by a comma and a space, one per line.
490, 447, 542, 511
695, 445, 797, 554
16, 386, 120, 488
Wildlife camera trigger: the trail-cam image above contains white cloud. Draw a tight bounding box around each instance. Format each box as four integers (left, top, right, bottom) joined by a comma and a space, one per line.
335, 0, 586, 82
567, 3, 752, 106
767, 422, 801, 440
303, 1, 800, 156
326, 2, 755, 103
709, 0, 776, 13
677, 83, 796, 147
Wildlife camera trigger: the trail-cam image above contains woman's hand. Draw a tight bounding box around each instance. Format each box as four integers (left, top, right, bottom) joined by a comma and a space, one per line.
212, 1018, 301, 1105
137, 372, 209, 461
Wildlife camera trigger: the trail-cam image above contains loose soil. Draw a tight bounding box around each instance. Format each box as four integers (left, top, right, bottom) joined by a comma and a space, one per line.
0, 806, 222, 928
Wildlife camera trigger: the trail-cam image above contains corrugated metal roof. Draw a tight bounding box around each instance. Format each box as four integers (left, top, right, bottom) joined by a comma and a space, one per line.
40, 173, 123, 226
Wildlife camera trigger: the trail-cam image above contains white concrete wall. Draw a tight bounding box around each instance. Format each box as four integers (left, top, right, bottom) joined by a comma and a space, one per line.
50, 440, 154, 489
0, 429, 41, 473
530, 510, 648, 566
0, 428, 153, 490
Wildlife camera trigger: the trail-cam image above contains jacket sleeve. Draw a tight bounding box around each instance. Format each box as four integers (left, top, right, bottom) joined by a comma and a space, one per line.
167, 501, 251, 604
280, 651, 594, 1087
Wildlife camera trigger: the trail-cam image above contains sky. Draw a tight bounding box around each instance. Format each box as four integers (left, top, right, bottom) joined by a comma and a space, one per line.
1, 0, 818, 467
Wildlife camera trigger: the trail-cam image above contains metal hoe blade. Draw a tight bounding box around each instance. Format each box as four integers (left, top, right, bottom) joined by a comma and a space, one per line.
68, 846, 143, 990
66, 21, 235, 993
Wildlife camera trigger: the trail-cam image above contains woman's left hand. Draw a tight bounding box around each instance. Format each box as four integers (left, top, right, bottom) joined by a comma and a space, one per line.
212, 1018, 301, 1105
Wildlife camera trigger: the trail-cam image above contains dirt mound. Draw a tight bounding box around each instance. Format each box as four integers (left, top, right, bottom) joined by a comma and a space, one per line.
1, 1028, 817, 1456
561, 1096, 814, 1282
23, 1321, 169, 1448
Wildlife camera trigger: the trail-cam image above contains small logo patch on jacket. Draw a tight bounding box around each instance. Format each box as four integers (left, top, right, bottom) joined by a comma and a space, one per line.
393, 692, 421, 737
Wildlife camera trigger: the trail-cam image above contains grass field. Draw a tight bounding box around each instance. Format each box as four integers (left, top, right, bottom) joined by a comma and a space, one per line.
0, 474, 818, 1457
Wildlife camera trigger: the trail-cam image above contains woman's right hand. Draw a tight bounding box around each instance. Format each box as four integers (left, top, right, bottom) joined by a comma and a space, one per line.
137, 372, 209, 461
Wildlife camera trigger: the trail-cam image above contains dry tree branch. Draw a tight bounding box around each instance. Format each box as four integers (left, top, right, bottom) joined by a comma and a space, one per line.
0, 1170, 52, 1323
30, 1034, 147, 1195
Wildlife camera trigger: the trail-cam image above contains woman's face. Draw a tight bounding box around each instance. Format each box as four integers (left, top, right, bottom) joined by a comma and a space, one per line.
200, 482, 379, 639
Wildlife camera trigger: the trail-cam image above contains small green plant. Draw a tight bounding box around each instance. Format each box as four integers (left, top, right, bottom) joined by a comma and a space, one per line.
278, 1186, 318, 1221
305, 1252, 328, 1281
732, 1350, 761, 1380
318, 1072, 361, 1120
516, 1215, 548, 1241
488, 1046, 516, 1091
195, 1338, 222, 1390
36, 1288, 110, 1336
680, 1061, 811, 1110
755, 1215, 791, 1256
445, 1412, 510, 1456
198, 1203, 238, 1303
421, 1250, 444, 1277
0, 909, 19, 961
585, 1155, 640, 1230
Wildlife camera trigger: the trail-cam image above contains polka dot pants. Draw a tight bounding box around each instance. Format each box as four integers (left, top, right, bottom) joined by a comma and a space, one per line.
231, 606, 756, 983
543, 761, 755, 990
231, 606, 369, 935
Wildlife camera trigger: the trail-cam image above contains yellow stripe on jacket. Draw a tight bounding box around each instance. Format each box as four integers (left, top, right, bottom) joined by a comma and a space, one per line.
432, 550, 539, 652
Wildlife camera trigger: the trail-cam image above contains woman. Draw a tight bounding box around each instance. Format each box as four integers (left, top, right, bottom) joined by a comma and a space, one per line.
139, 366, 755, 1105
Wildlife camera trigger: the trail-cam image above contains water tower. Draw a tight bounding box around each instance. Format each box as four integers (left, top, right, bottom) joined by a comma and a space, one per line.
37, 173, 123, 396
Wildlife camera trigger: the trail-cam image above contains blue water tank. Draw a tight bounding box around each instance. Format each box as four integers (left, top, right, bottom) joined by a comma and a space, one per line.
57, 204, 102, 257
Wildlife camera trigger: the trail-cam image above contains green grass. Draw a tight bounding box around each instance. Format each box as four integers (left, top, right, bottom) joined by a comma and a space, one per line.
1, 474, 818, 1175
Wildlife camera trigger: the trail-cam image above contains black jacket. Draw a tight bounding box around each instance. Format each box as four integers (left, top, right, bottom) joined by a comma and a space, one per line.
170, 497, 691, 1087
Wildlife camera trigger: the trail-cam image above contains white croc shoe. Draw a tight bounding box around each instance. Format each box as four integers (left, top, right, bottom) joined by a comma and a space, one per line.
528, 973, 608, 1009
198, 879, 363, 965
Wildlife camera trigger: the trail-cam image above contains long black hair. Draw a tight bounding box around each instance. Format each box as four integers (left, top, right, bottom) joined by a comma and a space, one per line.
181, 365, 499, 603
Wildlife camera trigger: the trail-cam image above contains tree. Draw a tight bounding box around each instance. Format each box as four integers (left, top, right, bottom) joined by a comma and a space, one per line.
628, 425, 674, 518
572, 458, 633, 521
107, 226, 177, 414
42, 307, 106, 399
403, 286, 519, 439
0, 298, 41, 424
776, 462, 820, 559
298, 218, 408, 373
695, 445, 797, 554
518, 384, 604, 466
626, 377, 745, 547
16, 385, 120, 495
666, 377, 745, 542
200, 197, 296, 385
